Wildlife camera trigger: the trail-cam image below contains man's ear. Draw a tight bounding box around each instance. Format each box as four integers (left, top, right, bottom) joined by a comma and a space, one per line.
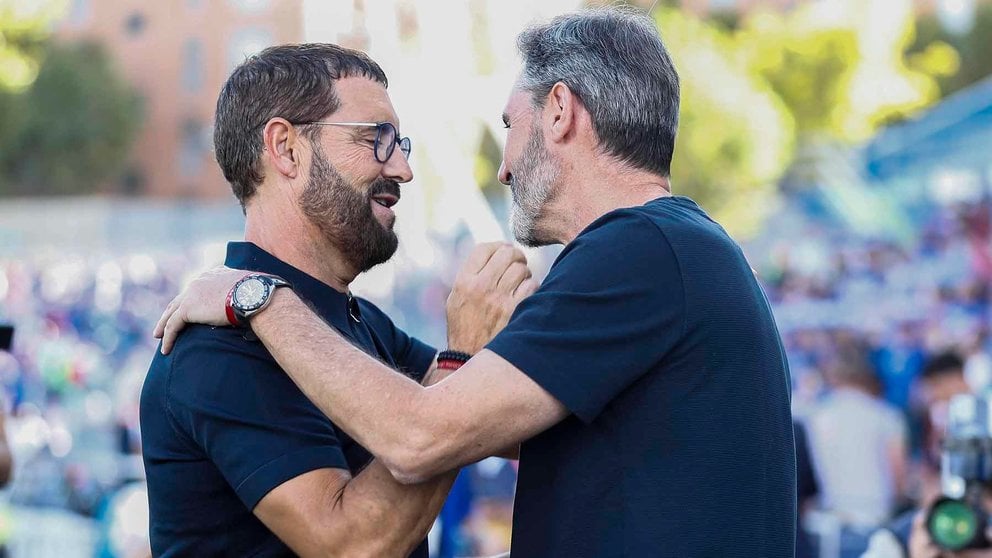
261, 117, 301, 179
545, 82, 577, 143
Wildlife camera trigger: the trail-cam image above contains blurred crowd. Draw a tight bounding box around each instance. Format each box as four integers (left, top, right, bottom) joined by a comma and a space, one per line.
761, 200, 992, 557
0, 250, 191, 556
0, 199, 989, 557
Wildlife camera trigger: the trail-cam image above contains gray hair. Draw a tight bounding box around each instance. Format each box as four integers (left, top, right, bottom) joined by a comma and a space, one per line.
516, 7, 680, 177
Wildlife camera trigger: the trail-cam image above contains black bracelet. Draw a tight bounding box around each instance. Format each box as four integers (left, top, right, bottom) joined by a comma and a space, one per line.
437, 350, 472, 363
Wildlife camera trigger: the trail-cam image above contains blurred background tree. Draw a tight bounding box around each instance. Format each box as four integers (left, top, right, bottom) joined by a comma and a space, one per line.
910, 1, 992, 97
657, 6, 795, 237
647, 0, 960, 235
0, 0, 141, 197
0, 0, 53, 91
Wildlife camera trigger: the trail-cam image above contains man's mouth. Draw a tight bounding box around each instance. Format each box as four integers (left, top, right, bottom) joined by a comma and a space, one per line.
371, 193, 399, 208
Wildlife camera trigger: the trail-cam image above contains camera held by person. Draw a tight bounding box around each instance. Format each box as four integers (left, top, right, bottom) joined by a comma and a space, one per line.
927, 394, 992, 552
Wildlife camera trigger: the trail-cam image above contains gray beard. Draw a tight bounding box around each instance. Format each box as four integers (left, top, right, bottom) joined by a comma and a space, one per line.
509, 126, 560, 247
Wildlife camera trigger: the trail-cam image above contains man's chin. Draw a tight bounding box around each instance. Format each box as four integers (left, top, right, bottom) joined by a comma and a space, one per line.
358, 238, 399, 272
378, 215, 396, 231
512, 223, 554, 248
515, 235, 555, 248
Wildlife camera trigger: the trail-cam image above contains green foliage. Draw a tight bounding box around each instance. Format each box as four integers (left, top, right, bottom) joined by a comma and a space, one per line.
736, 4, 953, 142
651, 2, 955, 236
0, 41, 142, 196
658, 7, 795, 237
737, 19, 859, 137
0, 0, 61, 91
910, 2, 992, 97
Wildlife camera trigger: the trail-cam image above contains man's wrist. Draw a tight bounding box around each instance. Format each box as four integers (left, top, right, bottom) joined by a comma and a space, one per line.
437, 350, 472, 371
248, 285, 294, 328
444, 336, 481, 357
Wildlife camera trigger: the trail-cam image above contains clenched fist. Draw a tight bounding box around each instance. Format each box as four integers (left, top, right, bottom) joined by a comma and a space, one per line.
446, 242, 538, 355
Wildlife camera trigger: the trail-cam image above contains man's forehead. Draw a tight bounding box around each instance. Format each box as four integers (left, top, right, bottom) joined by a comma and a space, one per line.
502, 88, 531, 123
334, 76, 399, 124
504, 88, 529, 112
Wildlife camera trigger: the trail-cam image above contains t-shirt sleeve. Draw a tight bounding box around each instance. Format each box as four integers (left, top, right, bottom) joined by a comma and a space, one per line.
486, 210, 686, 424
357, 300, 437, 382
167, 329, 350, 510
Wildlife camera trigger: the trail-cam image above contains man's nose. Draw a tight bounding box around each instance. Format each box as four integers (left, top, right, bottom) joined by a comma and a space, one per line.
383, 147, 413, 184
498, 161, 511, 186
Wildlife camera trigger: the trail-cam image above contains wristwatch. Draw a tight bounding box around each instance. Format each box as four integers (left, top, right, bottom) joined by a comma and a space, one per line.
226, 274, 291, 327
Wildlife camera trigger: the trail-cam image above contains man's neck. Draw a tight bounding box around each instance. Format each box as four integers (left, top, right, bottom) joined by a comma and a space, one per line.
551, 161, 672, 245
243, 199, 357, 294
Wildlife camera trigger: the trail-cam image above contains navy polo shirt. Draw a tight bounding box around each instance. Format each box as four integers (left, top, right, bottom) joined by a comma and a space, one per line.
140, 242, 437, 557
487, 197, 796, 558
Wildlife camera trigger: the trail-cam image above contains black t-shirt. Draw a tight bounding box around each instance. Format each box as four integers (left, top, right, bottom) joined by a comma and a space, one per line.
140, 242, 437, 557
487, 196, 797, 558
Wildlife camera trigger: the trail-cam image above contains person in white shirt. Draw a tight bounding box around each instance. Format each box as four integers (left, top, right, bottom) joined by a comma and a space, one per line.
806, 348, 909, 528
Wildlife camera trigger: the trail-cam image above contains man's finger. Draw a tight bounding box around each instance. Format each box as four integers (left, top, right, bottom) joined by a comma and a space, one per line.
153, 297, 180, 339
479, 245, 525, 283
512, 278, 539, 303
497, 262, 531, 293
463, 242, 507, 275
160, 308, 188, 355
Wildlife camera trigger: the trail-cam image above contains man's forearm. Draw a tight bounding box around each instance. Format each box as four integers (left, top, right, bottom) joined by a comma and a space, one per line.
336, 459, 455, 557
252, 289, 438, 479
426, 362, 519, 462
257, 454, 455, 558
327, 361, 456, 555
251, 289, 558, 481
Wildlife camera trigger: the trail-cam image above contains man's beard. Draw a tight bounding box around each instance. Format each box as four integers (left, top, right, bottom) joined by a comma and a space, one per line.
299, 145, 400, 273
510, 124, 561, 247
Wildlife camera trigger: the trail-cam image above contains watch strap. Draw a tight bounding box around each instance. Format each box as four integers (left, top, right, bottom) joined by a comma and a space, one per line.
225, 285, 246, 327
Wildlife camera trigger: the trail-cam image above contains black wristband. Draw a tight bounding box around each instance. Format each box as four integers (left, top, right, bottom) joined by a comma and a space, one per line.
437, 350, 472, 363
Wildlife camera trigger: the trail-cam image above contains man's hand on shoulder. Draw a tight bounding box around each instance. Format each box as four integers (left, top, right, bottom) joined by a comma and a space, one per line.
154, 266, 250, 353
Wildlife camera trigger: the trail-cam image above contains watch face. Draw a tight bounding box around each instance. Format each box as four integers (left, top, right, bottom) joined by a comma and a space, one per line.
234, 277, 268, 310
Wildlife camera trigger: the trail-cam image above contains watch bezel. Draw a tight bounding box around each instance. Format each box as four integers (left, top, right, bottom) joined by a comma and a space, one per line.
232, 276, 272, 312
227, 274, 291, 326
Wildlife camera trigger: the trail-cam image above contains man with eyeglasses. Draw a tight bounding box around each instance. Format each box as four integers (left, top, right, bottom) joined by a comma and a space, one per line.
139, 44, 535, 557
155, 8, 797, 557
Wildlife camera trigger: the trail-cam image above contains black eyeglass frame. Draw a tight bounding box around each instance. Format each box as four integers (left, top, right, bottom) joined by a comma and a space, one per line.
296, 121, 411, 163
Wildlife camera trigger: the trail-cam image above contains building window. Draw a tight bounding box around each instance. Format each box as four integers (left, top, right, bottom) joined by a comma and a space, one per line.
125, 12, 146, 37
179, 119, 209, 179
120, 167, 146, 196
182, 39, 203, 93
227, 28, 273, 72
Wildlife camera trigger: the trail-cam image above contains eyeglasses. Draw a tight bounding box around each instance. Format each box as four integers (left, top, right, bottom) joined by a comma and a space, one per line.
299, 121, 411, 163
